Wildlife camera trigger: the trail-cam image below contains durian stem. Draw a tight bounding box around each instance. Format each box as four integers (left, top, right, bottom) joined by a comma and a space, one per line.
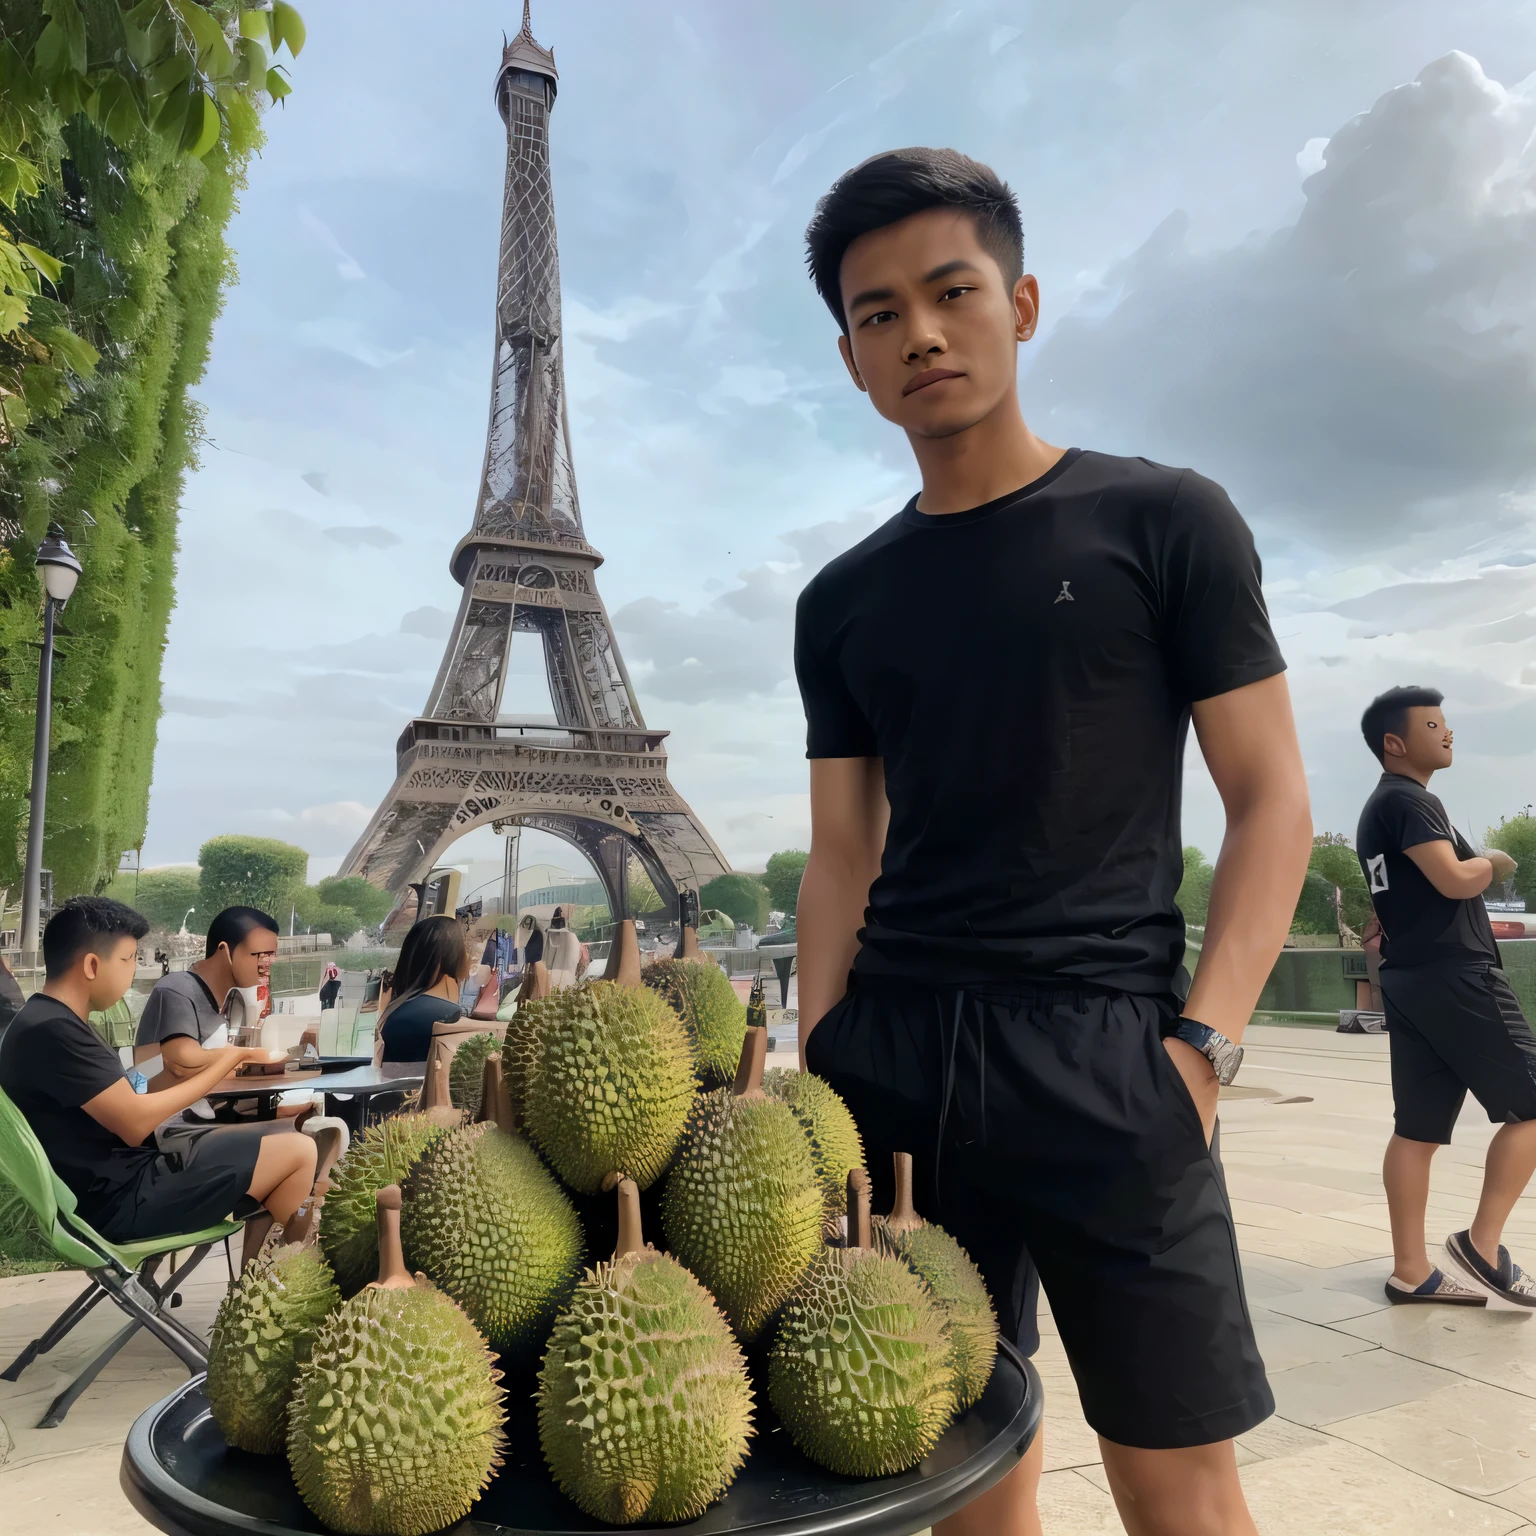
420, 1049, 451, 1111
885, 1152, 924, 1235
731, 1025, 768, 1100
612, 918, 642, 987
847, 1168, 872, 1250
613, 1177, 644, 1259
371, 1185, 415, 1290
677, 924, 701, 960
478, 1055, 517, 1133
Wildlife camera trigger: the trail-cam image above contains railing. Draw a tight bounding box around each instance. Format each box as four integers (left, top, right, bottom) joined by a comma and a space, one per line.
398, 719, 668, 756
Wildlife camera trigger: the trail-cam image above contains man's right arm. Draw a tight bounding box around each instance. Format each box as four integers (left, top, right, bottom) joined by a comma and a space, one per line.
797, 756, 888, 1068
82, 1045, 273, 1148
1405, 840, 1515, 899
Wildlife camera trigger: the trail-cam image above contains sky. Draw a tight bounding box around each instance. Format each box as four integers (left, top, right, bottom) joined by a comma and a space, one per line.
143, 0, 1536, 884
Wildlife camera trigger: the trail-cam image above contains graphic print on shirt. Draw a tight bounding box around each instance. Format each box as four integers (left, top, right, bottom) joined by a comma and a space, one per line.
1055, 580, 1074, 603
1367, 853, 1389, 894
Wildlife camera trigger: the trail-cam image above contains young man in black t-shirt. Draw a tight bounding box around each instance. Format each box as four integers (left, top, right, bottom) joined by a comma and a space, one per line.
793, 150, 1312, 1536
0, 897, 318, 1248
1356, 686, 1536, 1309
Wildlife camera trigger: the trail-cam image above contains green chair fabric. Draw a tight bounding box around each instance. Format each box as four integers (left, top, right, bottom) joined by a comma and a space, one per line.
0, 1086, 238, 1272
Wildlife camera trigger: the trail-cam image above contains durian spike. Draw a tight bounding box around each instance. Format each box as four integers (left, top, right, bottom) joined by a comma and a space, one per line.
282, 1176, 330, 1249
612, 919, 642, 987
731, 1024, 769, 1100
477, 1054, 517, 1134
846, 1168, 872, 1251
884, 1152, 924, 1236
677, 924, 702, 960
370, 1185, 415, 1290
613, 1176, 645, 1260
420, 1051, 462, 1129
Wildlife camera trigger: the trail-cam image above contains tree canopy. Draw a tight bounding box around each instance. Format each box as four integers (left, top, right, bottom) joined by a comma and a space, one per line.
1486, 814, 1536, 905
0, 2, 304, 898
197, 833, 306, 919
764, 849, 807, 916
700, 872, 769, 934
102, 861, 199, 930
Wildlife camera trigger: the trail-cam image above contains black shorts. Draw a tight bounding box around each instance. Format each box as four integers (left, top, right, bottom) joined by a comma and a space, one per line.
93, 1123, 267, 1243
1380, 964, 1536, 1144
806, 977, 1273, 1450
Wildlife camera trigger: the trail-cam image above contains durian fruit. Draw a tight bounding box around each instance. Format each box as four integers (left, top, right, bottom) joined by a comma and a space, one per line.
206, 1217, 342, 1454
402, 1058, 585, 1361
320, 1114, 446, 1294
538, 1178, 754, 1525
661, 1026, 823, 1341
517, 979, 696, 1194
288, 1186, 507, 1536
763, 1066, 866, 1238
447, 1032, 502, 1118
644, 956, 749, 1087
873, 1152, 999, 1411
768, 1169, 955, 1477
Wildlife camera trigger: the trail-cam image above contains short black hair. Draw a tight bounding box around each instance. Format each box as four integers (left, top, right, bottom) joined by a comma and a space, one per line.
1361, 686, 1445, 765
42, 896, 148, 979
805, 147, 1024, 333
205, 906, 279, 959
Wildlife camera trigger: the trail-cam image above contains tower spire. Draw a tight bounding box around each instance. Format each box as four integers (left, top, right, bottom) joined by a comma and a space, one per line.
522, 0, 532, 34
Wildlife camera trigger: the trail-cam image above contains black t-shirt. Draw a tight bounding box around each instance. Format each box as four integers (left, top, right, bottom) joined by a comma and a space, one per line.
794, 449, 1286, 991
0, 993, 157, 1224
1355, 773, 1498, 970
379, 995, 463, 1063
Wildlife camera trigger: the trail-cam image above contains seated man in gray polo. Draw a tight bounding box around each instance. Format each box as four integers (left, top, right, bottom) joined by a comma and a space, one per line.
135, 906, 285, 1135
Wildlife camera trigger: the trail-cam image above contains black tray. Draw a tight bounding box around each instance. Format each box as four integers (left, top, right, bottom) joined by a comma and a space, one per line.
121, 1343, 1040, 1536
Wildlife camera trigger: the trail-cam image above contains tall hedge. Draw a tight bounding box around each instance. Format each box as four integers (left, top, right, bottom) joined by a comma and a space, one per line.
701, 872, 770, 934
198, 833, 306, 918
0, 1, 304, 898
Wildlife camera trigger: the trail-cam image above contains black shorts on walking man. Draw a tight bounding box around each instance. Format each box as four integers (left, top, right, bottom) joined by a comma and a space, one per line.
792, 148, 1313, 1536
1356, 686, 1536, 1310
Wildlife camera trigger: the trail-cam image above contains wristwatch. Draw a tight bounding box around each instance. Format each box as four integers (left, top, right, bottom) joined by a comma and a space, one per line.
1172, 1019, 1244, 1086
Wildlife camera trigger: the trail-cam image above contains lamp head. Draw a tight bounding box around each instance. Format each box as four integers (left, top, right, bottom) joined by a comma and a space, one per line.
35, 524, 82, 604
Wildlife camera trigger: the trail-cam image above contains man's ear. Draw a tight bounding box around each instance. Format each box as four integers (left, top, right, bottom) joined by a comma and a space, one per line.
1013, 274, 1040, 342
81, 952, 101, 983
836, 333, 868, 393
1382, 732, 1407, 760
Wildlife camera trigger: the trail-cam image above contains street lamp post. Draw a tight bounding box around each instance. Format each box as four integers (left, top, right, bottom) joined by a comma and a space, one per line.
19, 525, 82, 964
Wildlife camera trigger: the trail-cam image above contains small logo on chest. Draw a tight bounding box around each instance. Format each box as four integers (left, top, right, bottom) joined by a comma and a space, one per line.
1055, 580, 1074, 604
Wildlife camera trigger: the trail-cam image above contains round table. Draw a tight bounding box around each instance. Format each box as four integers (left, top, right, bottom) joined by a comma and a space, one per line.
121, 1343, 1040, 1536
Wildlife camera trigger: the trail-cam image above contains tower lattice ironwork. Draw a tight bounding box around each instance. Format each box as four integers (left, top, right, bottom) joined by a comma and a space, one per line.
340, 4, 728, 917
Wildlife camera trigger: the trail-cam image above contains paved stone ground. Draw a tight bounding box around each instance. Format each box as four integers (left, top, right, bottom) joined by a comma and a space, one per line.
2, 1023, 1533, 1534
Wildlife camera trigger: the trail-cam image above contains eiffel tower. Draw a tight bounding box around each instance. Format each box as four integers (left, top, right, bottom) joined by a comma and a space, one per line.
339, 4, 728, 919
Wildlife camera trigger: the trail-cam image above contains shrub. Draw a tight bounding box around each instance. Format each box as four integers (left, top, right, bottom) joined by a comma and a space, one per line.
1177, 846, 1214, 927
1487, 814, 1536, 905
198, 835, 307, 918
102, 865, 202, 932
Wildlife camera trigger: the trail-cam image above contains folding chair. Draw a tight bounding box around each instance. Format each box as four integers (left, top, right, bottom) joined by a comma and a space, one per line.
0, 1087, 242, 1428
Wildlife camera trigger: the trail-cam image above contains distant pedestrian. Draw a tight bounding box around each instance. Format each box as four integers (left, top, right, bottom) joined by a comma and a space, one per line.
1357, 686, 1536, 1308
318, 962, 342, 1012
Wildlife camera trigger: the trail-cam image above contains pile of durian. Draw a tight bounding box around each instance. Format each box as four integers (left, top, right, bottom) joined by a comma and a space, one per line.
205, 951, 998, 1535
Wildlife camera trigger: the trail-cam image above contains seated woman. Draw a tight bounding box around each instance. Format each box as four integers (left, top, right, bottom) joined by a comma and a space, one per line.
377, 915, 470, 1063
0, 898, 319, 1250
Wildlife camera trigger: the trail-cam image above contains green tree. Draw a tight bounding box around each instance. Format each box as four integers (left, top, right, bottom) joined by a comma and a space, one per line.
0, 2, 305, 897
1176, 846, 1214, 927
102, 863, 199, 929
700, 872, 769, 934
1487, 813, 1536, 906
198, 834, 306, 919
316, 874, 391, 929
764, 849, 808, 916
1291, 833, 1371, 938
291, 883, 359, 939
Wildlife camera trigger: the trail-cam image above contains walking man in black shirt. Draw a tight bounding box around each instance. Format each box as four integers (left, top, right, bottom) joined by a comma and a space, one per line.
794, 149, 1312, 1536
1356, 686, 1536, 1308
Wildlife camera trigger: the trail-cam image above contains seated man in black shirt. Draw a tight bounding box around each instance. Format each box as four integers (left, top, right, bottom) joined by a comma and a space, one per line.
794, 150, 1313, 1536
1356, 687, 1536, 1309
0, 897, 318, 1252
